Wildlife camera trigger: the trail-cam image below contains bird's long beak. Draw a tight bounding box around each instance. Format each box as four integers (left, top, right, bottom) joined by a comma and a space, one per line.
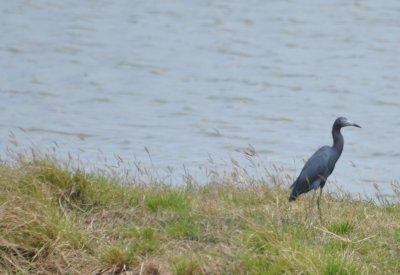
346, 120, 361, 128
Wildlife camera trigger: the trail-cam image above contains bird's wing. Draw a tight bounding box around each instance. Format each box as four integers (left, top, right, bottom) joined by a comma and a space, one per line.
292, 146, 338, 189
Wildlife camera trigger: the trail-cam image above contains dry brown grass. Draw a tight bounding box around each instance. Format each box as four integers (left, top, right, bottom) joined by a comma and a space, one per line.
0, 151, 399, 274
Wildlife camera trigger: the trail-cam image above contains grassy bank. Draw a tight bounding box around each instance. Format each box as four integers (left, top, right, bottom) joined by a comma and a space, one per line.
0, 155, 399, 274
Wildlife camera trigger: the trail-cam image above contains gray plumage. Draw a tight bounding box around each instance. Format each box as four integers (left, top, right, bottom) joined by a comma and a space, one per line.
289, 117, 361, 203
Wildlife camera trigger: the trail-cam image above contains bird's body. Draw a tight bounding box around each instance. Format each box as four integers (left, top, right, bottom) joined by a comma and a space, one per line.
289, 145, 339, 201
289, 117, 361, 207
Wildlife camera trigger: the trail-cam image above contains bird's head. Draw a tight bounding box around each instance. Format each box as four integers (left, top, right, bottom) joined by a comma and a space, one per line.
334, 117, 361, 128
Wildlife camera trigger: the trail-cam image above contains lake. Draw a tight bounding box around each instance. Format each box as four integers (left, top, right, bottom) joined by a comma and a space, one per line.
1, 0, 400, 197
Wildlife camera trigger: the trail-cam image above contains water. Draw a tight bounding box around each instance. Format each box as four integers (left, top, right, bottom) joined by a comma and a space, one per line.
1, 0, 400, 197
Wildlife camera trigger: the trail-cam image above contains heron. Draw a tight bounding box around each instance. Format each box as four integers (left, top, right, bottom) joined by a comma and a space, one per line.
288, 117, 361, 219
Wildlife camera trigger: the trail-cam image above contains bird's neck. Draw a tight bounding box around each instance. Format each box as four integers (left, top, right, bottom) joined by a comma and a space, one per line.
332, 125, 344, 154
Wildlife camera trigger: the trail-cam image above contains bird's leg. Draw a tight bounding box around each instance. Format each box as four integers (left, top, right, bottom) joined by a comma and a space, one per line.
311, 188, 316, 201
309, 189, 317, 222
317, 187, 323, 222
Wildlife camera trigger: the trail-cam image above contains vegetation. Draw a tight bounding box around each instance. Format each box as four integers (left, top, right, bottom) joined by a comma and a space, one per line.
0, 152, 399, 274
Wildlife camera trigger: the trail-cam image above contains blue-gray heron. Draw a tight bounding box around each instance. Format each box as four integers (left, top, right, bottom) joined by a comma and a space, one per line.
289, 117, 361, 217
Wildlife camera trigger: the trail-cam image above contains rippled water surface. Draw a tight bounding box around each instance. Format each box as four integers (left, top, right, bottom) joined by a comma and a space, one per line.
1, 0, 400, 196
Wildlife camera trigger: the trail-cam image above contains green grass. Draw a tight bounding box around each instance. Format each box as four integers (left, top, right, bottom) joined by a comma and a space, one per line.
144, 189, 190, 213
172, 254, 202, 275
329, 221, 355, 235
0, 155, 399, 274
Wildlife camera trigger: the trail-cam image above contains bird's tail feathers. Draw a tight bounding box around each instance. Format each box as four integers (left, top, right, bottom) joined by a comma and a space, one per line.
288, 193, 297, 201
288, 179, 299, 201
288, 182, 298, 201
